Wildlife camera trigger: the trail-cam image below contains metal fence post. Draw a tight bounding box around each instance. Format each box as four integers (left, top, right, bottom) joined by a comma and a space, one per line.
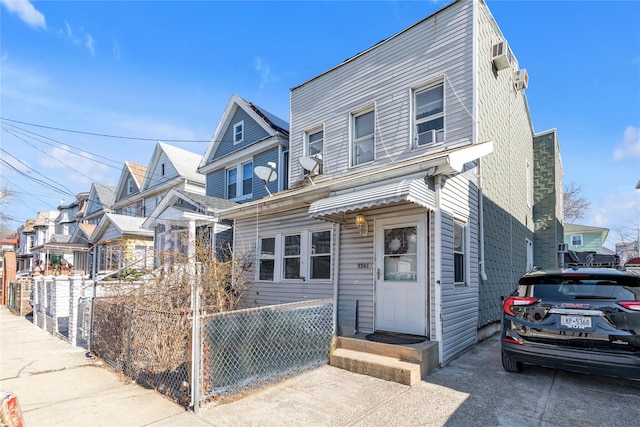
188, 219, 201, 413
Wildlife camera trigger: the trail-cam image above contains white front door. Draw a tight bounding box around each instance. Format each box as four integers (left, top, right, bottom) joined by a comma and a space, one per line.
375, 215, 427, 336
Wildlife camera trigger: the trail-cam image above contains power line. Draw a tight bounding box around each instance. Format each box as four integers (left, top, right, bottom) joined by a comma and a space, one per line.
1, 147, 77, 196
2, 122, 122, 169
0, 117, 212, 143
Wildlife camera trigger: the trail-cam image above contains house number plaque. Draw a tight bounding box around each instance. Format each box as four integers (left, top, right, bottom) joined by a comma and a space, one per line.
357, 263, 371, 269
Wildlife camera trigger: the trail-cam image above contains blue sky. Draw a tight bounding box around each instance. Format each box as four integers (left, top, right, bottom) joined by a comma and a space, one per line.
1, 0, 639, 249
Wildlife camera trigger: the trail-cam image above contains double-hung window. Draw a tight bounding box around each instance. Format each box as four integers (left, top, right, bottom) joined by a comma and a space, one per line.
259, 237, 276, 281
310, 230, 331, 279
453, 220, 466, 285
415, 82, 444, 147
233, 121, 244, 143
352, 109, 375, 166
284, 234, 301, 279
226, 161, 253, 200
571, 235, 583, 246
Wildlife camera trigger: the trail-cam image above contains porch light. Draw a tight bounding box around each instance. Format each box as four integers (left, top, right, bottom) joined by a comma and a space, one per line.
355, 214, 369, 237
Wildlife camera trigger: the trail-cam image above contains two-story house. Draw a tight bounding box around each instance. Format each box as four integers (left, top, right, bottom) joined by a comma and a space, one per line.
217, 0, 562, 369
563, 223, 609, 253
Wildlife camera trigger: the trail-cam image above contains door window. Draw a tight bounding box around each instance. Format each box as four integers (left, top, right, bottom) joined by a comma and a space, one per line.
383, 226, 418, 281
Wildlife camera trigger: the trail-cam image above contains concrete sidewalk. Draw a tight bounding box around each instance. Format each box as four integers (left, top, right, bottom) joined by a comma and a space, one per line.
2, 307, 639, 427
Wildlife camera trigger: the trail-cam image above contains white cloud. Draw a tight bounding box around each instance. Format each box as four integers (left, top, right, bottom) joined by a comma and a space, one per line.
86, 34, 95, 56
40, 145, 111, 185
613, 126, 640, 162
254, 57, 277, 89
587, 191, 640, 248
1, 0, 46, 29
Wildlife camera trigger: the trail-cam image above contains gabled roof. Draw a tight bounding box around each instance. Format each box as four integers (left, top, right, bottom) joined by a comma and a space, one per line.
564, 223, 609, 234
198, 94, 289, 171
113, 161, 146, 203
142, 188, 238, 229
22, 219, 35, 233
91, 213, 153, 243
141, 142, 205, 190
69, 223, 96, 244
49, 234, 72, 244
33, 211, 57, 227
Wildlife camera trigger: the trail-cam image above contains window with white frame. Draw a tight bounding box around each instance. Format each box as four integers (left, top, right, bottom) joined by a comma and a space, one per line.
305, 128, 324, 174
160, 162, 166, 176
571, 234, 583, 246
453, 220, 466, 285
226, 161, 253, 200
127, 178, 133, 195
257, 229, 332, 282
233, 121, 244, 143
259, 237, 276, 280
351, 109, 375, 166
414, 82, 444, 147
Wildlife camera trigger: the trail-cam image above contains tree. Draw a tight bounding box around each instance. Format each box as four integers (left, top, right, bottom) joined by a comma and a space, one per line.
0, 187, 16, 237
563, 182, 591, 224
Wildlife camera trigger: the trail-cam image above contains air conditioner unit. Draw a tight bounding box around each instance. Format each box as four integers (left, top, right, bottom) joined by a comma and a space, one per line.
558, 243, 568, 252
492, 40, 510, 70
514, 69, 529, 90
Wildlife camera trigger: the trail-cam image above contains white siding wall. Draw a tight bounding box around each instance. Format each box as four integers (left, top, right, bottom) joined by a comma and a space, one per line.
289, 1, 474, 186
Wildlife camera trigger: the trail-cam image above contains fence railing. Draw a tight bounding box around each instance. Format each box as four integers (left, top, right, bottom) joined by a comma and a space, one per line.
7, 280, 33, 316
200, 299, 334, 405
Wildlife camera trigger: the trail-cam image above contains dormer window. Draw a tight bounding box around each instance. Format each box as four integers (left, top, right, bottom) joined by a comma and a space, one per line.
234, 121, 244, 143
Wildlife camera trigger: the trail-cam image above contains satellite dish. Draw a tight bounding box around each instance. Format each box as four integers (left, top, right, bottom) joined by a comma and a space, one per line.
299, 156, 322, 174
254, 163, 277, 196
254, 166, 277, 183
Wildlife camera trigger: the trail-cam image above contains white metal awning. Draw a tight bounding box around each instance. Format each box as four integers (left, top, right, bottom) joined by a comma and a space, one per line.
309, 177, 436, 222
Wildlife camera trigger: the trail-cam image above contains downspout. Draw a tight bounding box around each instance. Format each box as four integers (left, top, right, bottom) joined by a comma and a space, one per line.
332, 223, 340, 339
478, 162, 488, 281
434, 175, 443, 363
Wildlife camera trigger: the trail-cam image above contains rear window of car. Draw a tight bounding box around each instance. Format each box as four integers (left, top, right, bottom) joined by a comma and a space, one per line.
520, 276, 640, 301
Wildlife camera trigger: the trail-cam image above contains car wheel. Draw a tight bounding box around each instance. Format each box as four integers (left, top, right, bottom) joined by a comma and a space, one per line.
502, 351, 523, 373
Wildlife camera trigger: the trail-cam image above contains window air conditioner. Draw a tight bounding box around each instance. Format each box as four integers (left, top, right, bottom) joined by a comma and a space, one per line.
514, 69, 529, 90
558, 243, 568, 252
492, 41, 510, 70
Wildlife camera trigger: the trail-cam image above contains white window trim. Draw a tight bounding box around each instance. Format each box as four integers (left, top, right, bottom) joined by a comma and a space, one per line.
453, 219, 468, 287
225, 160, 253, 201
412, 80, 445, 149
256, 228, 333, 282
233, 120, 244, 144
350, 106, 376, 168
571, 234, 583, 246
304, 126, 324, 174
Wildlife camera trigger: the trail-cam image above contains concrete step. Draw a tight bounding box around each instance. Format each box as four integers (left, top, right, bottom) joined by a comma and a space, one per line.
329, 348, 422, 386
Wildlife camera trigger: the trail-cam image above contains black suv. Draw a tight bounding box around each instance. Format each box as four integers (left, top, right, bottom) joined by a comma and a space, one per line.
501, 267, 640, 379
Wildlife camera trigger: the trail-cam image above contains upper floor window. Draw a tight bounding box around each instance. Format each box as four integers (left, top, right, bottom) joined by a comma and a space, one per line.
571, 234, 583, 246
352, 109, 375, 166
233, 121, 244, 143
226, 161, 253, 200
127, 178, 134, 195
160, 162, 166, 176
454, 220, 466, 285
305, 128, 324, 174
414, 82, 444, 147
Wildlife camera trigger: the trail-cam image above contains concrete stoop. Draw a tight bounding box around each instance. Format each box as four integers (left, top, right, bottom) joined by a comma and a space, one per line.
329, 336, 439, 386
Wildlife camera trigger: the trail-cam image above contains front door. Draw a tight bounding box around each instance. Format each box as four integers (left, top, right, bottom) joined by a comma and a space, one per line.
375, 215, 427, 336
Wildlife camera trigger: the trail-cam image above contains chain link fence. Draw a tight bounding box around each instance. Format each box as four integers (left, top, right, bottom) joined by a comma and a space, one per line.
200, 299, 334, 404
7, 280, 33, 316
91, 298, 192, 407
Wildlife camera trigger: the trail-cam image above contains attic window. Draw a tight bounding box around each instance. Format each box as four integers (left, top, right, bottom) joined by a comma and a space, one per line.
234, 121, 244, 143
161, 162, 165, 176
127, 178, 133, 195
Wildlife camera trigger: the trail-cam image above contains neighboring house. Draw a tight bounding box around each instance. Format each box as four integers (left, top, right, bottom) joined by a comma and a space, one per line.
56, 192, 89, 235
219, 0, 562, 366
616, 240, 639, 266
142, 189, 238, 263
563, 223, 609, 253
16, 219, 35, 273
90, 213, 154, 276
84, 183, 117, 225
111, 162, 147, 217
197, 94, 290, 203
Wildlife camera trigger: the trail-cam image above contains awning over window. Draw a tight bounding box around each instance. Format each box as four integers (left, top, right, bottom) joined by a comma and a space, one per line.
309, 177, 436, 222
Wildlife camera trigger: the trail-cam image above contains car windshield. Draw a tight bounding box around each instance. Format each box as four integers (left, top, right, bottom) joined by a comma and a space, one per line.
526, 278, 640, 301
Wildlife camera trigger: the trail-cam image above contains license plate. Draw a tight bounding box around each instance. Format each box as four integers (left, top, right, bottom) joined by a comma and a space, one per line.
561, 315, 592, 329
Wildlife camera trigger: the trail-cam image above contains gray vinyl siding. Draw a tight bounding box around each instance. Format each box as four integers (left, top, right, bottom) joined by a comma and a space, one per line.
206, 170, 226, 199
146, 152, 179, 189
233, 207, 335, 309
213, 108, 271, 160
476, 2, 535, 328
289, 1, 474, 186
438, 171, 481, 364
